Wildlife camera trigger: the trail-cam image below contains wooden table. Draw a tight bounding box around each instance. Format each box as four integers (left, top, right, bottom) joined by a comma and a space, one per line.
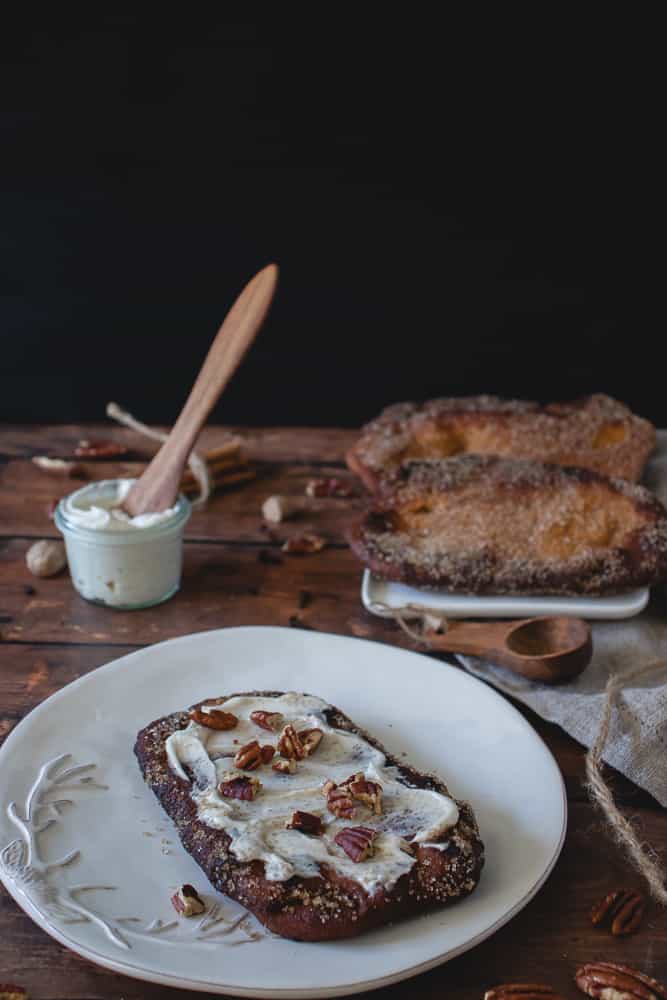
1, 424, 665, 999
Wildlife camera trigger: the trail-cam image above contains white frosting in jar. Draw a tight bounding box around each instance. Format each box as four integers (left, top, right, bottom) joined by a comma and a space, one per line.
62, 479, 179, 531
165, 693, 459, 895
56, 479, 189, 608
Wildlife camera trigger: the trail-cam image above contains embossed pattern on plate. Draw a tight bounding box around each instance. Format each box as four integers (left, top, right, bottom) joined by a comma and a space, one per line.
0, 626, 566, 998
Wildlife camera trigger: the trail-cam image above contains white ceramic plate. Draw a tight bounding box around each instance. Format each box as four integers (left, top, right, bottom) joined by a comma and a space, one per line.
0, 627, 566, 998
362, 570, 650, 621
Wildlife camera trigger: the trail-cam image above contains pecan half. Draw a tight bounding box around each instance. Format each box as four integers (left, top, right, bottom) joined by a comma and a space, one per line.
234, 740, 264, 770
334, 826, 377, 862
322, 779, 356, 819
485, 987, 566, 1000
590, 888, 645, 936
189, 708, 238, 731
74, 438, 128, 458
282, 533, 327, 555
575, 962, 667, 1000
286, 810, 324, 836
171, 883, 206, 917
305, 477, 357, 498
346, 772, 383, 815
272, 758, 297, 774
250, 709, 285, 732
219, 772, 261, 801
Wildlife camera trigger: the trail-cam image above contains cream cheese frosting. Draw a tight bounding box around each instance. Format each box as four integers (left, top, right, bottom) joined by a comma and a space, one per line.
165, 693, 459, 895
62, 479, 180, 531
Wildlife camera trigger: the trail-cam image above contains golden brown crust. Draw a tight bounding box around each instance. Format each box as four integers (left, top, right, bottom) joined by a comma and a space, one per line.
348, 455, 667, 596
134, 691, 484, 942
346, 394, 656, 490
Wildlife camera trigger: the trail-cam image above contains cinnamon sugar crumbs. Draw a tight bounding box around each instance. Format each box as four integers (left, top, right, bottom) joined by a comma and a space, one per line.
353, 455, 667, 596
352, 393, 655, 483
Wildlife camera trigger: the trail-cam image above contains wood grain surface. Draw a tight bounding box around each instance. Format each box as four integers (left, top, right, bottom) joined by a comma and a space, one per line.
1, 424, 665, 999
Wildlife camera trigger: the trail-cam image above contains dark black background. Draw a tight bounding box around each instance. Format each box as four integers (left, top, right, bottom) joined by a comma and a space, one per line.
1, 11, 662, 428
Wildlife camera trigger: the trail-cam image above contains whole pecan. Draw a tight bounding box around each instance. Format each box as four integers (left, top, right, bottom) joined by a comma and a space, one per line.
219, 773, 261, 801
485, 987, 566, 1000
575, 962, 667, 1000
334, 826, 377, 862
250, 709, 284, 732
286, 810, 324, 836
590, 888, 645, 937
322, 779, 356, 819
189, 708, 238, 731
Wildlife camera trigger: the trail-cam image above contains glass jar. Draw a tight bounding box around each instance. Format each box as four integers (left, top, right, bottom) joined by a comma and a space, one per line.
55, 480, 191, 610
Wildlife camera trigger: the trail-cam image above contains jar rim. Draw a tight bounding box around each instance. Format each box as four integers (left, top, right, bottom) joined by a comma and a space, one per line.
55, 479, 191, 542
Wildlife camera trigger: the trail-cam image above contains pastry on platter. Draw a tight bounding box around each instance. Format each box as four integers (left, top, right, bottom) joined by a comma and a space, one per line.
349, 455, 667, 596
346, 393, 655, 491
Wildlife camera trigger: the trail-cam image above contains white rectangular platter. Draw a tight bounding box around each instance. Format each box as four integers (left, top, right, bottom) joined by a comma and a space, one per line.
362, 570, 650, 621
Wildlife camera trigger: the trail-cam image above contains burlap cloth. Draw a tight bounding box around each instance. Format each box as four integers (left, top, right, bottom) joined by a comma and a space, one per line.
457, 430, 667, 807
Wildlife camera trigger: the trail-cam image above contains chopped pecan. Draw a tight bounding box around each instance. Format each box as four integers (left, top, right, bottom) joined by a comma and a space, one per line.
32, 455, 85, 478
0, 986, 28, 1000
171, 883, 206, 917
305, 477, 357, 498
286, 810, 324, 836
300, 727, 323, 755
189, 708, 238, 731
334, 826, 377, 862
260, 744, 275, 763
74, 438, 128, 458
322, 779, 356, 819
590, 888, 645, 936
219, 772, 261, 801
272, 758, 297, 774
234, 740, 271, 770
575, 963, 667, 1000
250, 709, 284, 732
345, 772, 383, 815
277, 723, 307, 760
282, 533, 327, 555
485, 987, 566, 1000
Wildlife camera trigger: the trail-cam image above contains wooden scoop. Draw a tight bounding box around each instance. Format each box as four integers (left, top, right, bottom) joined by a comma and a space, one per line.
123, 263, 279, 516
425, 616, 592, 684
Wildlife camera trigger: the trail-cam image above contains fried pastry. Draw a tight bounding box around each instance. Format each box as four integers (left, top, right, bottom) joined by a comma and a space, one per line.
346, 394, 655, 491
349, 455, 667, 596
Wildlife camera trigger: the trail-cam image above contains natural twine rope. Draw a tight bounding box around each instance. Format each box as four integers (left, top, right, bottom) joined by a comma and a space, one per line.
106, 402, 212, 507
374, 601, 667, 904
585, 658, 667, 904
